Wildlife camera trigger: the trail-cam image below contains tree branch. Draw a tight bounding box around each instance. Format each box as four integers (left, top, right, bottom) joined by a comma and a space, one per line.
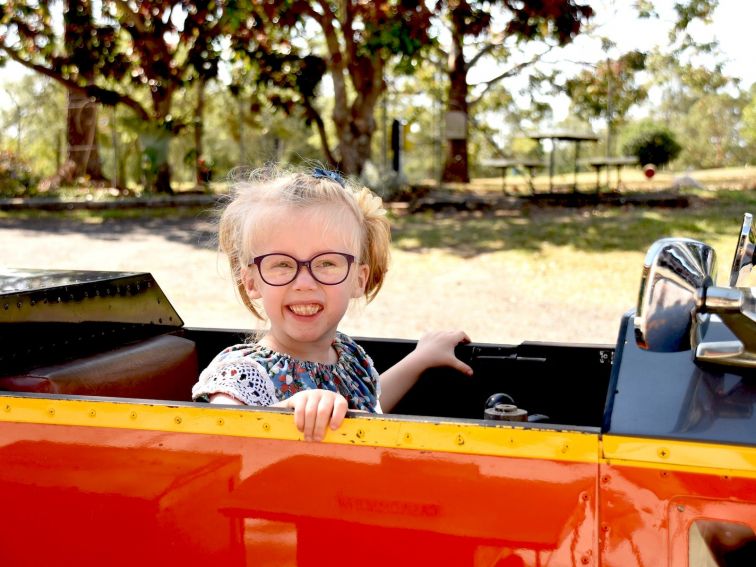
1, 48, 151, 122
469, 47, 552, 109
302, 96, 338, 167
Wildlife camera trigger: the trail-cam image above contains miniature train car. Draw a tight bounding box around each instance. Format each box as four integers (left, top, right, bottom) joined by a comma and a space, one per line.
1, 215, 755, 566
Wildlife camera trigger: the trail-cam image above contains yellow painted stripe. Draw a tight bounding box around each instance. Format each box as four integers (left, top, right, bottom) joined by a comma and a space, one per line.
0, 395, 598, 463
602, 435, 756, 480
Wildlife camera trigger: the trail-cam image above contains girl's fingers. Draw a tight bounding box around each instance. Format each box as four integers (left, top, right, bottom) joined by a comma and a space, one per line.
291, 394, 307, 435
289, 391, 349, 441
330, 395, 349, 430
312, 394, 334, 441
302, 393, 320, 441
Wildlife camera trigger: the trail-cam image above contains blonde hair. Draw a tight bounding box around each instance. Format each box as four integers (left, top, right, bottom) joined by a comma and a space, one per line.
217, 164, 391, 319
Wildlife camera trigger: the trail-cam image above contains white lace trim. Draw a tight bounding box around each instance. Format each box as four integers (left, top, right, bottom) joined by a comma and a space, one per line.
192, 356, 279, 407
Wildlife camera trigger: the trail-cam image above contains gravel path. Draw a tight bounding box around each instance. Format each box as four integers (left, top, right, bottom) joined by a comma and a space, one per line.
1, 214, 631, 346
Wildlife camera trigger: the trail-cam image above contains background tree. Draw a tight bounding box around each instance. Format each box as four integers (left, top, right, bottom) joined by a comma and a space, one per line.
62, 0, 106, 183
648, 54, 746, 168
229, 0, 434, 177
564, 49, 647, 156
0, 0, 226, 192
742, 84, 756, 161
437, 0, 593, 183
1, 74, 66, 178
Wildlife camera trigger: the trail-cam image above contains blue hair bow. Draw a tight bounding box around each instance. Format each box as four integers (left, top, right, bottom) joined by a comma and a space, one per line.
312, 167, 346, 187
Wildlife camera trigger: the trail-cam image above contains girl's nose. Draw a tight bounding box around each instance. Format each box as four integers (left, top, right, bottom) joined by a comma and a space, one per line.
291, 265, 318, 289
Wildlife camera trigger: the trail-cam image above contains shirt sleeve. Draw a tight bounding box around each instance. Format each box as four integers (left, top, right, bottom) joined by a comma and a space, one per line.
192, 349, 279, 407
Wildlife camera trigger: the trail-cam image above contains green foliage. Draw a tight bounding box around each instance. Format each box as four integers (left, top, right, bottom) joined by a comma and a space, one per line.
0, 149, 38, 197
0, 0, 235, 191
738, 85, 756, 160
645, 53, 747, 168
564, 51, 648, 127
623, 128, 682, 167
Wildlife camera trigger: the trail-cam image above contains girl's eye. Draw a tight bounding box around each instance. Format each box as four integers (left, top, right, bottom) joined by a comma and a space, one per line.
265, 256, 295, 270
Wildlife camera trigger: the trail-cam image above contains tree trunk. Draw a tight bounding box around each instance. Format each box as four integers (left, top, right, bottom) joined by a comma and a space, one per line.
143, 90, 175, 194
328, 27, 382, 177
66, 88, 107, 181
194, 78, 207, 188
441, 17, 470, 183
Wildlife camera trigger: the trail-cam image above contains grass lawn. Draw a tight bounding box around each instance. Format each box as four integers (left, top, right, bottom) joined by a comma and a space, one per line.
372, 187, 756, 343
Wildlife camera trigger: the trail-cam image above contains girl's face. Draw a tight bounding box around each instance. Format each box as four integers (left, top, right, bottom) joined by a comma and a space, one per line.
241, 204, 368, 361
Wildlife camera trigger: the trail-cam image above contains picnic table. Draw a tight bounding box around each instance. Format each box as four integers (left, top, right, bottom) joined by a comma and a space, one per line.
528, 131, 599, 192
481, 158, 545, 193
578, 156, 639, 192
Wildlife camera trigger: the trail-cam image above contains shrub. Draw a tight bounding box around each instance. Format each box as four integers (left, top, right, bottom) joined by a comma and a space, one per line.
0, 150, 38, 197
623, 129, 682, 167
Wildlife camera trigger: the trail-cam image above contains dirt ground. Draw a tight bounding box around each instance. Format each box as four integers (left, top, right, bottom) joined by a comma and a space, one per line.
0, 214, 630, 346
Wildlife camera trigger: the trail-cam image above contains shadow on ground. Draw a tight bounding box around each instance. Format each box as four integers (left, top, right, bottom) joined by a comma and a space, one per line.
0, 209, 217, 251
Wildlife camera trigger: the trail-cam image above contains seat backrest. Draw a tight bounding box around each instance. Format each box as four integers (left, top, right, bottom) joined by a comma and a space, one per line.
0, 334, 198, 402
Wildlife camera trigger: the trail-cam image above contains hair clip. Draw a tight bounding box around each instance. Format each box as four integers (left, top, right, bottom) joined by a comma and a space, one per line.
312, 167, 346, 187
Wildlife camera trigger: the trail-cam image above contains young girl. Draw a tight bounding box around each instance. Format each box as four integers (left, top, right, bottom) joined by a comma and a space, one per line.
192, 166, 472, 441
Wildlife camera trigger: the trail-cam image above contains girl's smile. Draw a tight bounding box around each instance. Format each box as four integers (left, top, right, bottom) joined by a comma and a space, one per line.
287, 302, 323, 317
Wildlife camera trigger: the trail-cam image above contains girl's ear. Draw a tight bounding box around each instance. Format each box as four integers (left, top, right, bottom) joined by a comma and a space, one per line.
352, 263, 369, 298
242, 266, 262, 299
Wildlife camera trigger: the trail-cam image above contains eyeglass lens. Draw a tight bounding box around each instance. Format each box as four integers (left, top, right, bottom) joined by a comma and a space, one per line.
257, 253, 352, 285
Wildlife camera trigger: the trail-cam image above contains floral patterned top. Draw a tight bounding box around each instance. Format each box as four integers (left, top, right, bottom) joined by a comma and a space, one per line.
192, 332, 382, 413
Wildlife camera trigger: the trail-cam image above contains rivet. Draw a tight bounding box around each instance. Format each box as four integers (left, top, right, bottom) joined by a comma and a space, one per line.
580, 492, 590, 502
455, 434, 465, 445
601, 475, 610, 484
216, 418, 224, 426
580, 554, 590, 565
561, 443, 569, 453
16, 301, 22, 309
47, 408, 55, 416
356, 429, 366, 439
601, 523, 610, 532
403, 432, 412, 443
174, 416, 182, 425
88, 409, 96, 418
129, 411, 138, 419
657, 447, 670, 459
3, 404, 10, 412
262, 422, 271, 432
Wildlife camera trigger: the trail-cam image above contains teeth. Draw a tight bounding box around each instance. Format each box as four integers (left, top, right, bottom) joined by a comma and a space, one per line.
289, 304, 321, 316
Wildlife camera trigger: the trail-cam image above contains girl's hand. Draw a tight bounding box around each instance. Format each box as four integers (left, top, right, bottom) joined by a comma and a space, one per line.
279, 389, 349, 442
377, 330, 473, 412
412, 330, 473, 376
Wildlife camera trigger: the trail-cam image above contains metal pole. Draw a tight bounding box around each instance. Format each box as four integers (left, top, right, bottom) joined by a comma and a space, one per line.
112, 106, 118, 189
549, 139, 555, 192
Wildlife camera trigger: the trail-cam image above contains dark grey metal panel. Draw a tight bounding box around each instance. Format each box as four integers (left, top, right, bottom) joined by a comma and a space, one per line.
0, 269, 183, 375
607, 313, 755, 446
0, 269, 182, 327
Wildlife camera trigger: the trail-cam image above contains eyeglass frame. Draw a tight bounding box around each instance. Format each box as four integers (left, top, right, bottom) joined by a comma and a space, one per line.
249, 252, 356, 286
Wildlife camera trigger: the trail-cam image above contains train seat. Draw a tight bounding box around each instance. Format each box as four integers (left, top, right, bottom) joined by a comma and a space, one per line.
0, 334, 198, 402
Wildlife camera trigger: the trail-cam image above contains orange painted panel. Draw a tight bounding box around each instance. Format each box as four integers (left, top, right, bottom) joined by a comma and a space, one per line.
599, 464, 756, 567
0, 421, 599, 567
